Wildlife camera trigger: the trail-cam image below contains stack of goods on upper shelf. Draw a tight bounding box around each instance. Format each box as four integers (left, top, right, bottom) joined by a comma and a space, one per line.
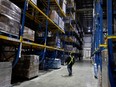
65, 45, 79, 53
0, 0, 21, 36
47, 36, 62, 48
49, 10, 64, 31
13, 55, 39, 79
0, 62, 12, 87
23, 26, 35, 41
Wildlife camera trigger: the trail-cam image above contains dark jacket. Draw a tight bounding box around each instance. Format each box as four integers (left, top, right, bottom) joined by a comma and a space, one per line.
65, 56, 75, 65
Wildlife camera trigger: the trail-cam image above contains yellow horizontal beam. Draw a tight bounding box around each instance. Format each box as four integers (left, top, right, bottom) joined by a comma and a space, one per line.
28, 0, 65, 33
0, 35, 20, 43
107, 36, 116, 39
99, 44, 107, 48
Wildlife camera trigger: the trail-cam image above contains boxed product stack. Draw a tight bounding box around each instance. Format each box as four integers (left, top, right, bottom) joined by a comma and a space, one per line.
50, 10, 59, 25
23, 26, 35, 41
13, 55, 39, 79
0, 62, 12, 87
65, 45, 73, 51
47, 36, 62, 48
0, 0, 21, 36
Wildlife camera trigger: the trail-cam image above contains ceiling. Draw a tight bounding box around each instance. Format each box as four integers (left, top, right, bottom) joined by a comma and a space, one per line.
76, 0, 93, 34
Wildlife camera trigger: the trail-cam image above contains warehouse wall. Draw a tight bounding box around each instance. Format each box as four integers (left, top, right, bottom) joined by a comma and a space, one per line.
83, 36, 91, 59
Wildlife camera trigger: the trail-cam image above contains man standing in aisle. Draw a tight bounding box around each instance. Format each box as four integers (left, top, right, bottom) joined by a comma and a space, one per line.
65, 52, 75, 76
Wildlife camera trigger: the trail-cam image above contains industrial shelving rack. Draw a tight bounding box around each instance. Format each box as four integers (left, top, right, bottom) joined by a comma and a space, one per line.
0, 0, 66, 70
62, 0, 83, 63
92, 0, 116, 86
0, 0, 83, 71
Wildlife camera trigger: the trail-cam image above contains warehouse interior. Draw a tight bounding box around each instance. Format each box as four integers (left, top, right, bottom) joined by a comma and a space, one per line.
0, 0, 116, 87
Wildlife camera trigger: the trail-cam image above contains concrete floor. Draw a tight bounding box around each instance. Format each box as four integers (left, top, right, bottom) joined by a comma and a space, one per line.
13, 60, 98, 87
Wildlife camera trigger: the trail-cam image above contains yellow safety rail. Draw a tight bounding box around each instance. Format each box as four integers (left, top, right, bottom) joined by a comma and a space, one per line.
0, 35, 20, 43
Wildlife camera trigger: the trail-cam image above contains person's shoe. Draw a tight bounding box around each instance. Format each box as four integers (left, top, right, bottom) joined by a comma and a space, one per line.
69, 73, 72, 76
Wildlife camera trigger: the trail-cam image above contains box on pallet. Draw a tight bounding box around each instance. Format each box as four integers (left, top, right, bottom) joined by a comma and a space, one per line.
49, 10, 59, 25
23, 26, 35, 41
0, 62, 12, 87
0, 0, 21, 22
13, 55, 39, 79
0, 14, 20, 36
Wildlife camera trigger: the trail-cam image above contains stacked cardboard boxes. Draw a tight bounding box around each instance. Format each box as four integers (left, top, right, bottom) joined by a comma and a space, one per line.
47, 36, 62, 48
13, 55, 39, 79
50, 10, 59, 25
0, 62, 12, 87
23, 26, 35, 41
0, 0, 21, 36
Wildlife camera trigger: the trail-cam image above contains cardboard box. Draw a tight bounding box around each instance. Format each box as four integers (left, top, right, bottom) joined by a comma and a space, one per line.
13, 55, 39, 79
0, 14, 20, 36
0, 0, 21, 22
49, 10, 59, 25
23, 26, 35, 41
0, 62, 12, 87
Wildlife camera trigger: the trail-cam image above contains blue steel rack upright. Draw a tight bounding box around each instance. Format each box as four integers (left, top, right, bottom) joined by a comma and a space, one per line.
92, 0, 103, 78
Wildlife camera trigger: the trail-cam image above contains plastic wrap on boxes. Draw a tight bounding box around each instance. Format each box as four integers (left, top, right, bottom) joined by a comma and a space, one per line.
61, 0, 66, 14
31, 0, 37, 5
0, 14, 20, 36
0, 62, 12, 87
13, 55, 39, 79
52, 59, 61, 69
23, 26, 35, 41
59, 17, 64, 30
0, 0, 21, 22
50, 10, 59, 25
